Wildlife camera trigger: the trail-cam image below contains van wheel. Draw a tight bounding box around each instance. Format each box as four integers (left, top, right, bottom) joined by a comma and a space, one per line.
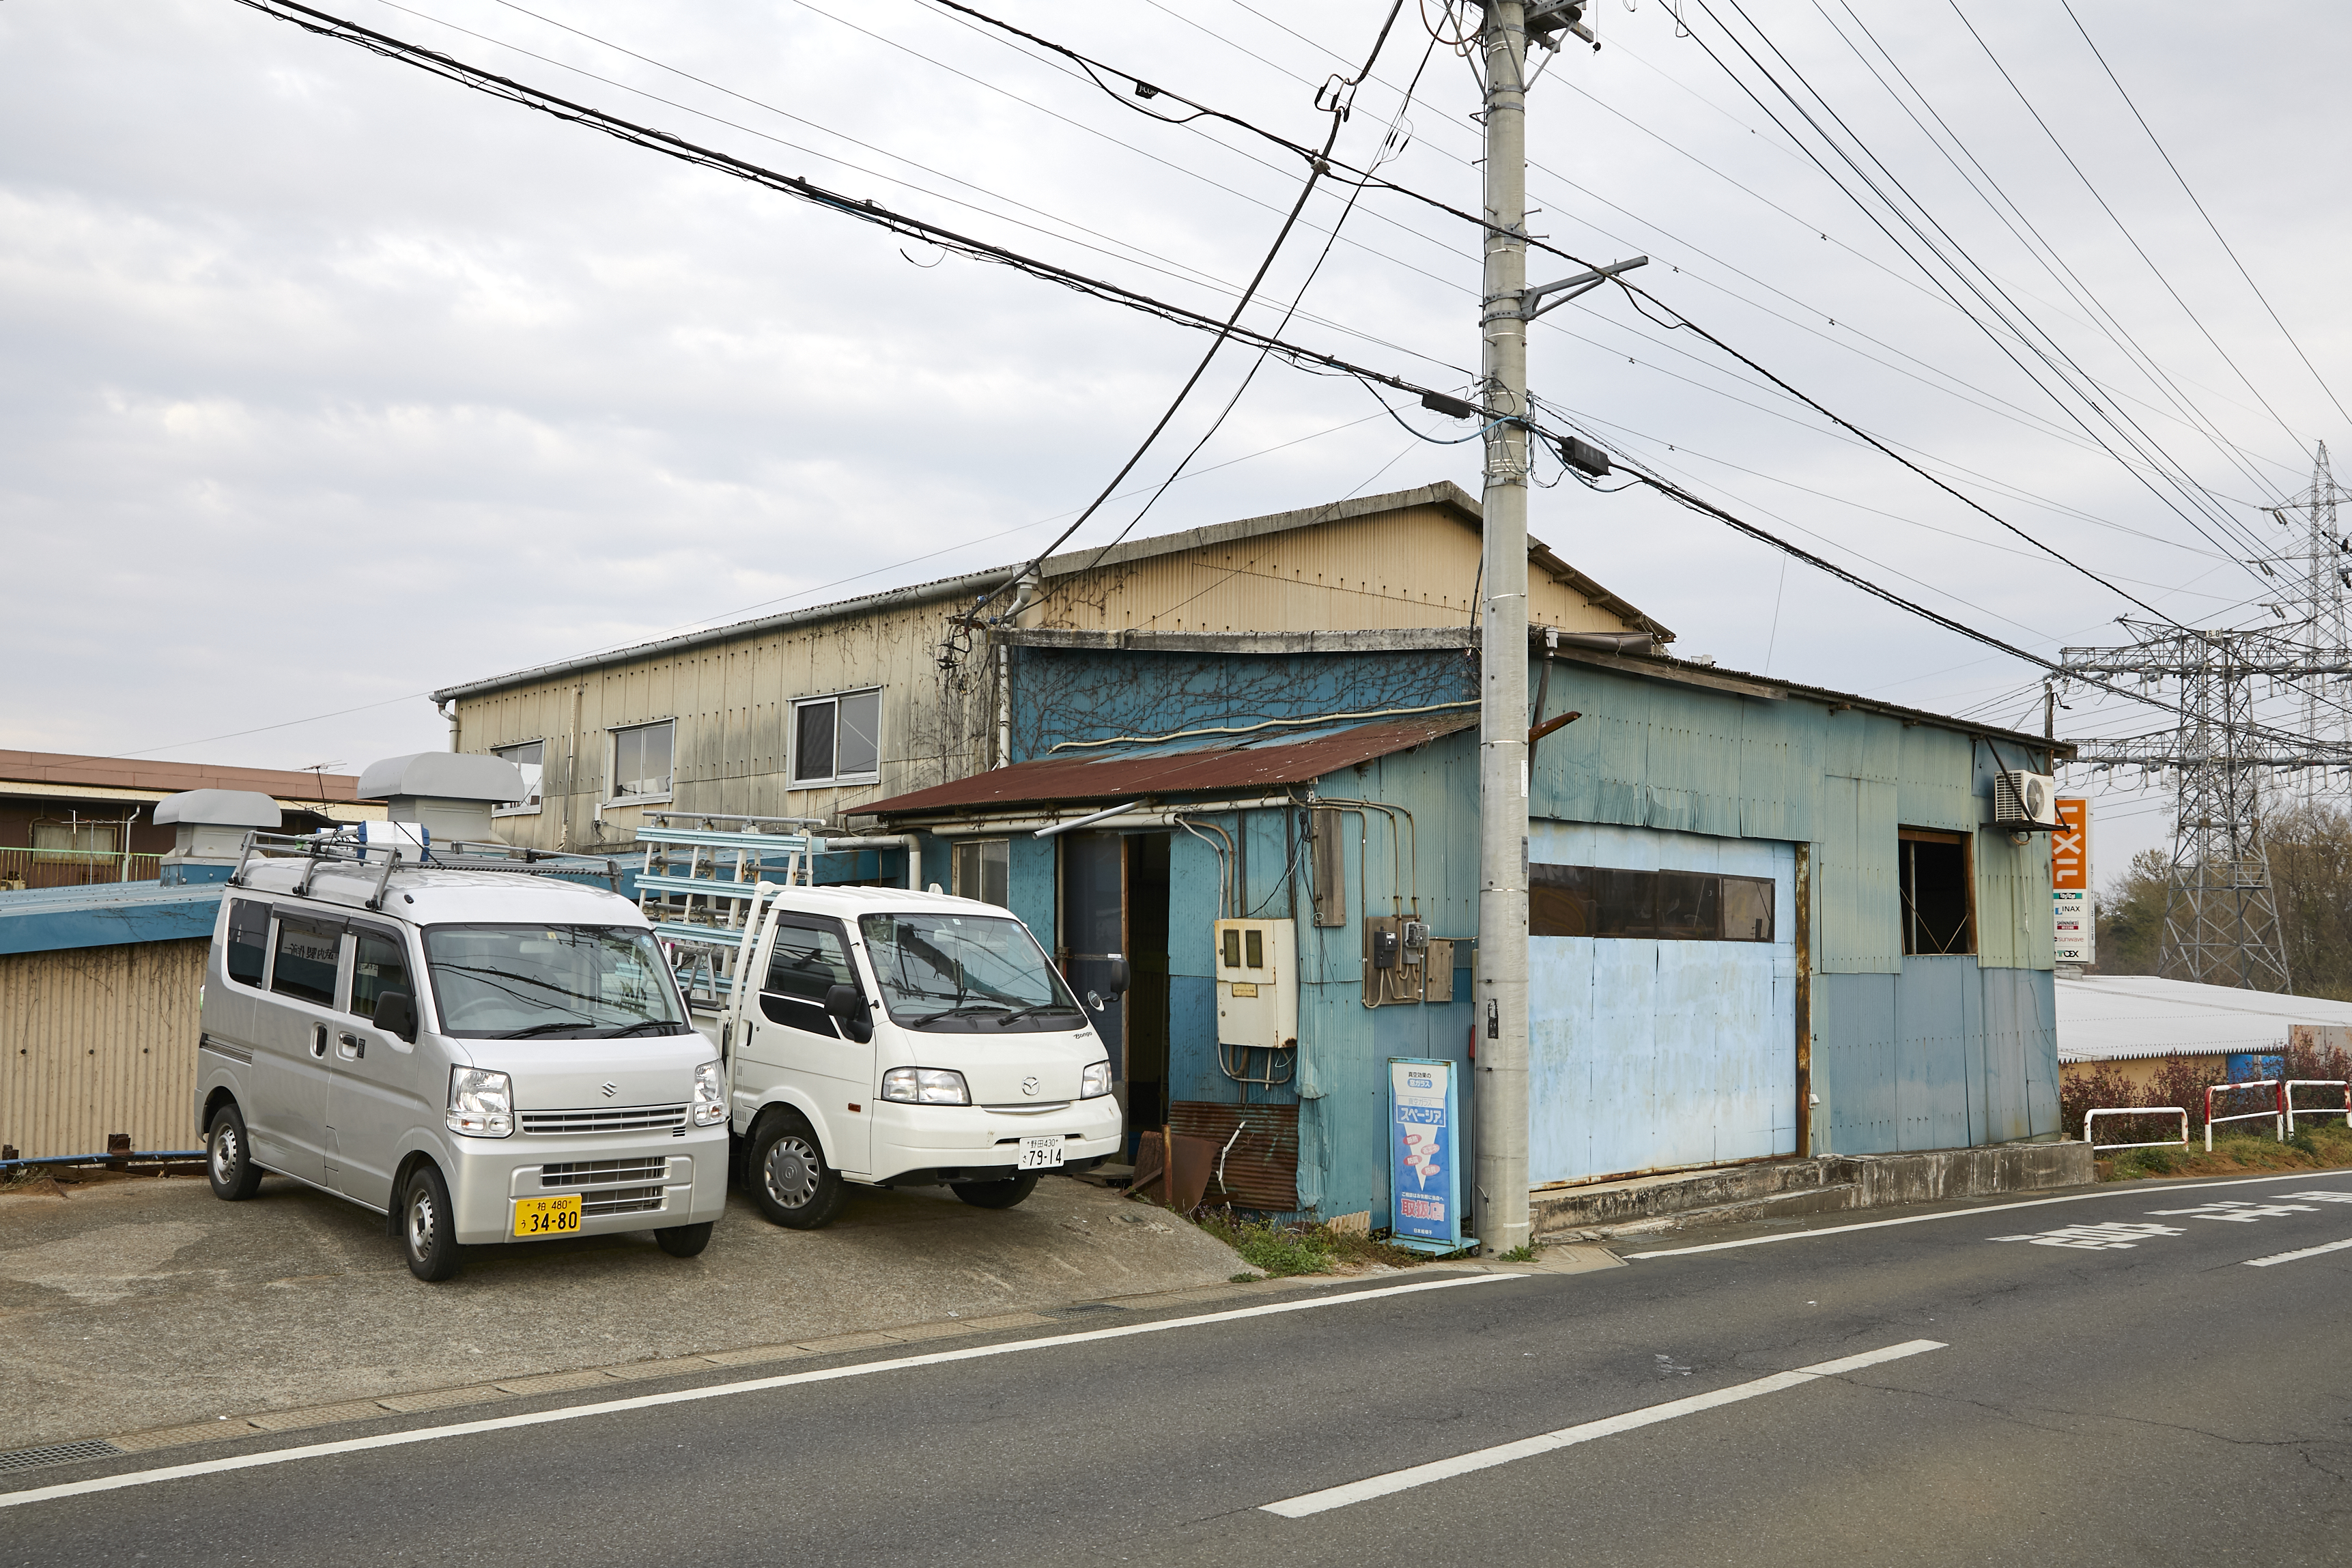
952, 1171, 1040, 1210
750, 1113, 847, 1230
206, 1103, 264, 1201
653, 1222, 713, 1257
401, 1164, 464, 1282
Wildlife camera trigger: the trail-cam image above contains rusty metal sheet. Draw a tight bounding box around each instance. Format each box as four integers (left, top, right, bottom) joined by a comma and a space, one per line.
1170, 1100, 1299, 1212
850, 716, 1475, 819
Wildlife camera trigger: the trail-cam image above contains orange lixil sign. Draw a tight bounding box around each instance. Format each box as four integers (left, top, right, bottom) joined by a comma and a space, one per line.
2052, 797, 2089, 890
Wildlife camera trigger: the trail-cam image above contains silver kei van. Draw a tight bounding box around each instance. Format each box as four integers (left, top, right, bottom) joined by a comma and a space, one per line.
196, 834, 728, 1281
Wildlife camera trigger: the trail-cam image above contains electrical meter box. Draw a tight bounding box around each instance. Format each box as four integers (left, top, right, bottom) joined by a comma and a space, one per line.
1215, 918, 1298, 1051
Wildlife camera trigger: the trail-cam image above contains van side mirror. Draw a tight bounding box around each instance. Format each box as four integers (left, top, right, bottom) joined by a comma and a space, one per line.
824, 983, 873, 1044
1103, 956, 1131, 996
373, 989, 419, 1044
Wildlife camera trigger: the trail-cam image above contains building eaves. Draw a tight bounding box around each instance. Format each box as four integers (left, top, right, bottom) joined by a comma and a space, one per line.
848, 714, 1477, 819
0, 750, 363, 801
430, 481, 1672, 702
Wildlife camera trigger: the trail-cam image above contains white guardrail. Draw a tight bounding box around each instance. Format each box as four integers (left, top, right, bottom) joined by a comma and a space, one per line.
2205, 1079, 2283, 1152
2284, 1079, 2351, 1137
2085, 1107, 2190, 1153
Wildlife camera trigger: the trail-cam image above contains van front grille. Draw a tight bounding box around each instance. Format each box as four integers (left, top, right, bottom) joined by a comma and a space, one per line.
541, 1159, 672, 1189
582, 1185, 668, 1217
520, 1104, 687, 1135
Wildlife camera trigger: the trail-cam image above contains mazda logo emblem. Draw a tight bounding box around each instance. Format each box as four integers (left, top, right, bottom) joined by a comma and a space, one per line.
599, 1081, 619, 1099
1021, 1077, 1040, 1097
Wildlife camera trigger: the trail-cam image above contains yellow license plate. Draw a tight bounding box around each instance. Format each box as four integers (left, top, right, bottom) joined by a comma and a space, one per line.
513, 1194, 582, 1238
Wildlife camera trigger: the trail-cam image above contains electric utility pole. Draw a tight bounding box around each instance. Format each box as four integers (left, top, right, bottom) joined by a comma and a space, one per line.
1474, 0, 1533, 1257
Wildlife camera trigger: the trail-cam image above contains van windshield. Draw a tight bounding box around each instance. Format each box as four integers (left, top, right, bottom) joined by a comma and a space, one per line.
422, 924, 690, 1039
858, 912, 1083, 1034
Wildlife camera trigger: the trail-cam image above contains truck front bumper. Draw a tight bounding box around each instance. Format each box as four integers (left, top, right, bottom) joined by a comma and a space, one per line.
866, 1095, 1123, 1185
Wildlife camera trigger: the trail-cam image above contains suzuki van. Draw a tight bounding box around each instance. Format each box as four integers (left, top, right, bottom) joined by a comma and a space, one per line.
197, 835, 728, 1280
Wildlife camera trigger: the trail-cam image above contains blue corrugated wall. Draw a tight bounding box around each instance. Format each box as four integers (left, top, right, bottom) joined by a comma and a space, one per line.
974, 643, 2061, 1223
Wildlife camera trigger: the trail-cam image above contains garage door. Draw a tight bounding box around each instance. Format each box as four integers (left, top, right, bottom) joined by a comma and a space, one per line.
1526, 824, 1796, 1186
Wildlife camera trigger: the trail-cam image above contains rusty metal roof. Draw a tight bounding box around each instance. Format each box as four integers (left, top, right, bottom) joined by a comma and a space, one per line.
849, 714, 1477, 819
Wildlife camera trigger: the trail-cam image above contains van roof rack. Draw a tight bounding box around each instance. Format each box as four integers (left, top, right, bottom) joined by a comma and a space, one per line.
229, 830, 622, 911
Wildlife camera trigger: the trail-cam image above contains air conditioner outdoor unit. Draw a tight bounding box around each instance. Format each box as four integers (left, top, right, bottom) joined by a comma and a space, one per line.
1993, 770, 2060, 828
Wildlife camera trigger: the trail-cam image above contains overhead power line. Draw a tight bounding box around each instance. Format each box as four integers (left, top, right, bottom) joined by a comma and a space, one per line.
229, 0, 2252, 744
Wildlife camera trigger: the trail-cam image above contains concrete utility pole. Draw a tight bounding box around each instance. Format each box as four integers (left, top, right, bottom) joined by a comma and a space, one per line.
1473, 0, 1533, 1257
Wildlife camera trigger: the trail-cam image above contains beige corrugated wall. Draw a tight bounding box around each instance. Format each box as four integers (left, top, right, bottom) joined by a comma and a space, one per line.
0, 939, 206, 1158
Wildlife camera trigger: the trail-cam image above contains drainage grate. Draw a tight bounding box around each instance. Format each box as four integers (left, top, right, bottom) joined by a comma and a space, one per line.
0, 1439, 124, 1474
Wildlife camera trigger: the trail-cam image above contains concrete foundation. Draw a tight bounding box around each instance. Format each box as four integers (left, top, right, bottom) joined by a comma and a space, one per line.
1530, 1142, 2095, 1240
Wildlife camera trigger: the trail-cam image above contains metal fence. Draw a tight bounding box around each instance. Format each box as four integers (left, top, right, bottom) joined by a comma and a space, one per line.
0, 847, 164, 889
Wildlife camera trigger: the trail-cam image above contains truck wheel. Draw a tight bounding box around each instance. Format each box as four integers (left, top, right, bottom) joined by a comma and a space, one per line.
653, 1221, 713, 1257
750, 1112, 848, 1230
401, 1163, 464, 1282
952, 1171, 1040, 1210
206, 1102, 264, 1201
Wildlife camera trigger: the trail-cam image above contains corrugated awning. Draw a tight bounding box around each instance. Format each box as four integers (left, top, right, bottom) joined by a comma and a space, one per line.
849, 713, 1475, 819
2057, 973, 2352, 1062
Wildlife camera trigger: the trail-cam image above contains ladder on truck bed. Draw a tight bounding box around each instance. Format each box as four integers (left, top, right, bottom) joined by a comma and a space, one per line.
636, 814, 824, 1008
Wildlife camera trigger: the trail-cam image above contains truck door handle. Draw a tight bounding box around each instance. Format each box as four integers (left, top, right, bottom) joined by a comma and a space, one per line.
337, 1031, 364, 1060
311, 1023, 328, 1059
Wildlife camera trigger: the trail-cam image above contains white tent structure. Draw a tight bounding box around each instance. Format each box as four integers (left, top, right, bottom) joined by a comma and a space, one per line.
2058, 974, 2352, 1066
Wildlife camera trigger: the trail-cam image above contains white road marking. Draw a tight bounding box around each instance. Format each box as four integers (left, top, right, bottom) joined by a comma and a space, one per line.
2146, 1201, 2319, 1222
0, 1273, 1512, 1511
2243, 1235, 2352, 1268
1626, 1173, 2352, 1259
1987, 1222, 2183, 1249
1260, 1339, 1946, 1518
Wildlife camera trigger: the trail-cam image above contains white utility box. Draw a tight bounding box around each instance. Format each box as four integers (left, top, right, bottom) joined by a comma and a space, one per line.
1214, 917, 1298, 1051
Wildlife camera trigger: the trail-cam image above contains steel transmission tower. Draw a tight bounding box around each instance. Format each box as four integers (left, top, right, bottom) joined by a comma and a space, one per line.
2063, 623, 2352, 990
2271, 442, 2352, 797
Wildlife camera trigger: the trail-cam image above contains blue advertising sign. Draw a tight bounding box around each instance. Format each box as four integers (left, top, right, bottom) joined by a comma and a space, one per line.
1388, 1057, 1473, 1255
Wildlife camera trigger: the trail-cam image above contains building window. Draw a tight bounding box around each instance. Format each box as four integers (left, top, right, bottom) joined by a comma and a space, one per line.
494, 740, 544, 816
1529, 864, 1776, 942
1899, 829, 1974, 955
953, 838, 1010, 908
32, 821, 117, 862
791, 689, 881, 787
612, 722, 674, 801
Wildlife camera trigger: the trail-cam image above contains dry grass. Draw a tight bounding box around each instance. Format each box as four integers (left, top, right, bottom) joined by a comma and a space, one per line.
2097, 1122, 2352, 1182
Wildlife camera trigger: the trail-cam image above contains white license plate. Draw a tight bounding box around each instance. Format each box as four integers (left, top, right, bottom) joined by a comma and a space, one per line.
1019, 1136, 1066, 1170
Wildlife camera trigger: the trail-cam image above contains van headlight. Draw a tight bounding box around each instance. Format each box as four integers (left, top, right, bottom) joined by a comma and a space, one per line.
448, 1067, 513, 1137
881, 1066, 970, 1105
1081, 1060, 1112, 1099
692, 1059, 726, 1126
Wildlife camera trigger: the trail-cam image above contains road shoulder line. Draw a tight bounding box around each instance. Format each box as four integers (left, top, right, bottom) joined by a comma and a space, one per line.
0, 1272, 1513, 1511
1626, 1171, 2352, 1259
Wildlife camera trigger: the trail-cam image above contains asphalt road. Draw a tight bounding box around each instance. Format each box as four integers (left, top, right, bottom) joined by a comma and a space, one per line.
8, 1169, 2351, 1566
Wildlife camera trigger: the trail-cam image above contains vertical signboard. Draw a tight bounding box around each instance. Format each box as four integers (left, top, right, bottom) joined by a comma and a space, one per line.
1388, 1057, 1471, 1254
2052, 797, 2093, 967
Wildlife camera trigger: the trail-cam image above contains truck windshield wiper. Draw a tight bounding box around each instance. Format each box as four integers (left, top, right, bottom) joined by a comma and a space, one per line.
605, 1019, 686, 1038
498, 1018, 597, 1038
998, 1003, 1081, 1025
910, 1002, 1012, 1026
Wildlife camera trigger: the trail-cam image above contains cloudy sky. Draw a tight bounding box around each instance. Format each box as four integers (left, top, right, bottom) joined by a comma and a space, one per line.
5, 0, 2346, 877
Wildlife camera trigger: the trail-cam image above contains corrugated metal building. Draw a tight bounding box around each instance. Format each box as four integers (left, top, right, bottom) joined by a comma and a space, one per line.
0, 881, 225, 1158
855, 627, 2070, 1226
430, 482, 1666, 866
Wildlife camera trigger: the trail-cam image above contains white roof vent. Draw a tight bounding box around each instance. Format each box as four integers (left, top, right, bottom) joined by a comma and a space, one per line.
358, 752, 527, 846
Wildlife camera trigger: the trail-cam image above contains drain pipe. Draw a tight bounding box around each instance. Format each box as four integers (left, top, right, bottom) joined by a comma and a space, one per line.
819, 833, 924, 891
435, 698, 459, 752
994, 571, 1040, 769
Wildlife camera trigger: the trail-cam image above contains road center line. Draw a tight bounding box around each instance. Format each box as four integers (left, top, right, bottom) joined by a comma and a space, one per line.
1625, 1172, 2352, 1259
2243, 1234, 2352, 1268
0, 1272, 1511, 1512
1260, 1339, 1946, 1518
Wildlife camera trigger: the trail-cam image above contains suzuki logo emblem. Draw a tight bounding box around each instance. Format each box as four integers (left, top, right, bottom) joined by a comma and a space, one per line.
1021, 1077, 1040, 1097
599, 1081, 619, 1099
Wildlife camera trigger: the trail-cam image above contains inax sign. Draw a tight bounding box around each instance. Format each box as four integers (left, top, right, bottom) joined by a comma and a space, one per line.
2053, 797, 2093, 967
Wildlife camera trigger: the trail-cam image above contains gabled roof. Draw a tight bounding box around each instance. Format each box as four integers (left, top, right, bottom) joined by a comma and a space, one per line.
850, 713, 1477, 820
432, 481, 1668, 702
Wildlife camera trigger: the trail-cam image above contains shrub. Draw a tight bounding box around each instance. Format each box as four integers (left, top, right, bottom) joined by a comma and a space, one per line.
2061, 1062, 2146, 1141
